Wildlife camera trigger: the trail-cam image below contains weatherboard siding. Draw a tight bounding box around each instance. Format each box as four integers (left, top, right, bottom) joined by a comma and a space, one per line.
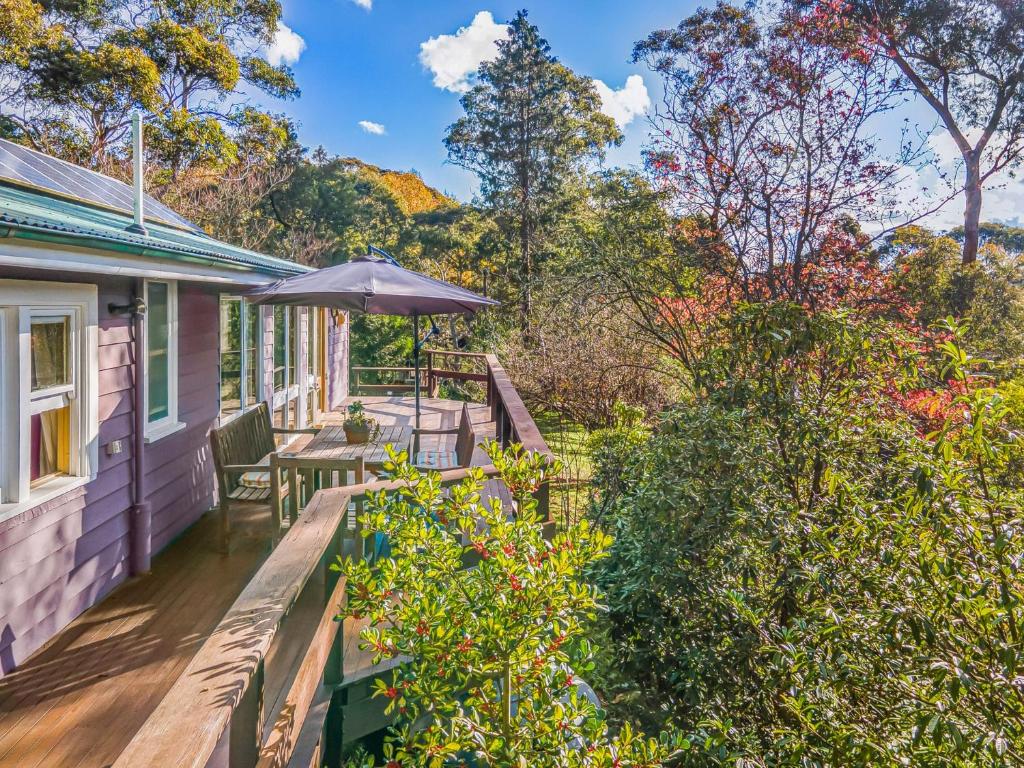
0, 274, 136, 674
328, 311, 350, 410
0, 269, 349, 676
0, 276, 217, 674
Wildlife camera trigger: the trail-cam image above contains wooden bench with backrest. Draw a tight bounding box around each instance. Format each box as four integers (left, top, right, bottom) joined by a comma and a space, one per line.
411, 401, 477, 470
209, 402, 319, 551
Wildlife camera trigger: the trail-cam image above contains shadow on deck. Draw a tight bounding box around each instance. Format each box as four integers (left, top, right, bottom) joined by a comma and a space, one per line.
0, 503, 275, 768
0, 397, 497, 768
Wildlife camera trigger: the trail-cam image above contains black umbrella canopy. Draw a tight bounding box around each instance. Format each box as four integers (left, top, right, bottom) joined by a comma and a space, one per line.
244, 250, 497, 432
244, 253, 498, 316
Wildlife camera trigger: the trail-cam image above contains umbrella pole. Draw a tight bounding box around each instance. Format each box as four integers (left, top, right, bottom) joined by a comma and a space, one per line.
413, 311, 421, 435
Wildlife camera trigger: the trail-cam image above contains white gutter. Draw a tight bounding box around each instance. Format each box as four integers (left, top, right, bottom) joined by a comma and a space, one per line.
0, 239, 279, 286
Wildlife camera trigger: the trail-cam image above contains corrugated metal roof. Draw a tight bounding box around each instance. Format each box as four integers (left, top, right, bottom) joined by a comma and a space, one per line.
0, 179, 309, 278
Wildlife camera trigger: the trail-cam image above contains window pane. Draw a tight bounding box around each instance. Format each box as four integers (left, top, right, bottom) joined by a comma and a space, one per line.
274, 305, 286, 391
31, 405, 70, 483
147, 282, 170, 423
245, 303, 259, 407
288, 307, 298, 388
219, 298, 242, 415
307, 310, 319, 377
31, 317, 69, 391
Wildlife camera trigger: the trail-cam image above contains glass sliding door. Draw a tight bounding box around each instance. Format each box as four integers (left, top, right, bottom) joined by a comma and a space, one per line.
219, 297, 242, 417
245, 302, 259, 408
219, 296, 262, 422
272, 305, 301, 427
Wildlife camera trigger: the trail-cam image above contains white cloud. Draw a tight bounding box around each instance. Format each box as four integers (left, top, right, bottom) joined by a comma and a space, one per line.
351, 0, 372, 9
358, 120, 386, 135
266, 22, 305, 66
592, 75, 650, 129
419, 11, 508, 93
899, 128, 1024, 231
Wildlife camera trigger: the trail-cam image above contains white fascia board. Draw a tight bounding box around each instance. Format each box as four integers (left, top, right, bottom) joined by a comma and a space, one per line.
0, 238, 284, 286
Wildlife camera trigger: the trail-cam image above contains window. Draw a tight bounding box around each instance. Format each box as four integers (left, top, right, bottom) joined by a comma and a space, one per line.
306, 308, 323, 423
245, 302, 259, 408
219, 296, 261, 420
29, 314, 74, 484
144, 280, 182, 441
273, 305, 287, 392
272, 305, 300, 427
0, 280, 98, 516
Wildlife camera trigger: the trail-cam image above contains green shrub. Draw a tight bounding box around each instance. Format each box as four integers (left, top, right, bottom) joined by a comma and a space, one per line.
592, 305, 1024, 766
338, 442, 685, 767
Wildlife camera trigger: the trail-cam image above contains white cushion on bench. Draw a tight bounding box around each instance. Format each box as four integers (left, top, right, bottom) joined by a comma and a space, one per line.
239, 453, 272, 489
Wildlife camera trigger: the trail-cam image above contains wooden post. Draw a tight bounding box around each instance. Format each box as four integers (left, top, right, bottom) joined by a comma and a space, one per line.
229, 659, 264, 768
324, 521, 345, 687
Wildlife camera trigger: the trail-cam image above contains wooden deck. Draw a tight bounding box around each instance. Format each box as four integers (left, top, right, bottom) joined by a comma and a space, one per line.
0, 504, 275, 768
0, 396, 498, 768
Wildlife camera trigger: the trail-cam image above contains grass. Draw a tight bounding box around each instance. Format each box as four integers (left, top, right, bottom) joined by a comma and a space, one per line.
534, 411, 593, 526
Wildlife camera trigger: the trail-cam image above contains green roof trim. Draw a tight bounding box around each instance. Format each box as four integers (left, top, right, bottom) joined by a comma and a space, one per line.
0, 183, 310, 278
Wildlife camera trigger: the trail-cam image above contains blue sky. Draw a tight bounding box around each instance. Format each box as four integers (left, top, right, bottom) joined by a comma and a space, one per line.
258, 1, 691, 201
258, 2, 1023, 228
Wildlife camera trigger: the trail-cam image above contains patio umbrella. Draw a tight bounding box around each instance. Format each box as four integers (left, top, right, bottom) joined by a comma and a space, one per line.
245, 248, 498, 430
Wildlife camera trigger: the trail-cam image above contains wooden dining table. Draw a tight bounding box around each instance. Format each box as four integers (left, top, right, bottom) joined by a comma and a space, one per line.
279, 423, 413, 471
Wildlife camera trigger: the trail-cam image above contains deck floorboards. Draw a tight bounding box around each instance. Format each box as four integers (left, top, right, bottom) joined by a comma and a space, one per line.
0, 502, 276, 768
0, 397, 504, 768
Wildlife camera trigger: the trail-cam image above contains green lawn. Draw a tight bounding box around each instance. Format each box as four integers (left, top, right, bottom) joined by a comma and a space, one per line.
534, 411, 593, 525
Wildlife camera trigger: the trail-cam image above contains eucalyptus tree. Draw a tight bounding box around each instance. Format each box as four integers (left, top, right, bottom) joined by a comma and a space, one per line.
444, 10, 621, 329
833, 0, 1024, 267
634, 1, 913, 308
1, 0, 299, 171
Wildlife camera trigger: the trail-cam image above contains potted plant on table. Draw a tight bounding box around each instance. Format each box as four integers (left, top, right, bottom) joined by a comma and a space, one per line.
343, 400, 377, 444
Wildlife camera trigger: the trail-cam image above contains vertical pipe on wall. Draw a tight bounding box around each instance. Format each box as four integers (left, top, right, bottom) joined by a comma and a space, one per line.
130, 278, 151, 574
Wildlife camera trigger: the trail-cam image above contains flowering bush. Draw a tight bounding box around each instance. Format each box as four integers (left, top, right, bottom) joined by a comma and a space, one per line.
338, 442, 683, 767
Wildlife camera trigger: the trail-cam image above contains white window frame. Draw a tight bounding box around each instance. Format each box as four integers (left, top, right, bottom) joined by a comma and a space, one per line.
271, 305, 300, 423
218, 296, 263, 425
0, 280, 99, 520
144, 279, 184, 442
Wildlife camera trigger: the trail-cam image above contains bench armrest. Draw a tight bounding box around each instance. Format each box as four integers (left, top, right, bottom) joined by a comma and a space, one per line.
272, 427, 321, 435
221, 463, 273, 474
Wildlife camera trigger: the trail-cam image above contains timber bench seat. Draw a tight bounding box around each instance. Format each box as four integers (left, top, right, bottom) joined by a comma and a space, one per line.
210, 402, 319, 550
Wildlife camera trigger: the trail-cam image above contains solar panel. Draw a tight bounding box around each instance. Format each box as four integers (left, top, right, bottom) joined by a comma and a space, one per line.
0, 138, 202, 232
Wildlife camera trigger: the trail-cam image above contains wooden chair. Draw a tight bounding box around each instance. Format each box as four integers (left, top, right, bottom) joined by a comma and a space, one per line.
209, 402, 319, 552
411, 401, 476, 470
270, 455, 365, 524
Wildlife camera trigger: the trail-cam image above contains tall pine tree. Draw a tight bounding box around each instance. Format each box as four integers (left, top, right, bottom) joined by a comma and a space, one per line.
444, 10, 620, 329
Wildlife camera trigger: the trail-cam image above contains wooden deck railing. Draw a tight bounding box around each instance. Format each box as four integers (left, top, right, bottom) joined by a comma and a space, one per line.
115, 354, 553, 768
356, 351, 553, 516
356, 350, 549, 458
350, 366, 419, 396
114, 467, 497, 768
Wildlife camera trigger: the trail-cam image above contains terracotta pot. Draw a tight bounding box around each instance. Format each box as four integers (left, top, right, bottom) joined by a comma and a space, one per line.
344, 422, 372, 444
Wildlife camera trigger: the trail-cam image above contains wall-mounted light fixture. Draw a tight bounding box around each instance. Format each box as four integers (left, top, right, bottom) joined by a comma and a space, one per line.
108, 297, 147, 317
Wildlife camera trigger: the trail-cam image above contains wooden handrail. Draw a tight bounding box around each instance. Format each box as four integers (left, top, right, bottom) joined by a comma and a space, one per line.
424, 349, 488, 360
484, 353, 552, 459
114, 466, 498, 768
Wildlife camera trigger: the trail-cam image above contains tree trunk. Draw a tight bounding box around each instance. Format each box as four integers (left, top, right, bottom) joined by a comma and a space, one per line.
519, 206, 532, 333
963, 151, 982, 267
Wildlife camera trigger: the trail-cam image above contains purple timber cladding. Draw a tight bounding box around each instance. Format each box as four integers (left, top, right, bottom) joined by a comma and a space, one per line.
0, 274, 218, 674
328, 312, 349, 410
0, 269, 350, 677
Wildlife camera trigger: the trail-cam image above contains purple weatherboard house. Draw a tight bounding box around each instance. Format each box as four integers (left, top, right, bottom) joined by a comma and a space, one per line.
0, 136, 350, 677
